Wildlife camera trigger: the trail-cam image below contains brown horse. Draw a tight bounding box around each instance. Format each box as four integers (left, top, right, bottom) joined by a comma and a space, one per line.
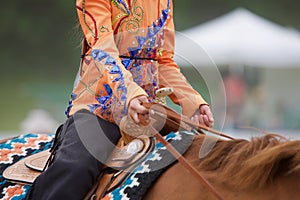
1, 133, 300, 200
144, 134, 300, 200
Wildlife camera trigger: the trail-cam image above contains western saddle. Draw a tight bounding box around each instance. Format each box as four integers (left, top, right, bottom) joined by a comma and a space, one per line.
3, 87, 183, 199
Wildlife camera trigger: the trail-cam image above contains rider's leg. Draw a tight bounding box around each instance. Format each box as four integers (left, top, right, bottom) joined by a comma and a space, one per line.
26, 109, 121, 200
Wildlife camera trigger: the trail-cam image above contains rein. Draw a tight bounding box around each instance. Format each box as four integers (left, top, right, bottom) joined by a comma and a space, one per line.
143, 102, 231, 200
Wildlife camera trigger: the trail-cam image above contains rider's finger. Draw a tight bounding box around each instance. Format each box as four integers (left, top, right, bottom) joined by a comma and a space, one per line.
199, 114, 205, 125
135, 103, 149, 115
131, 112, 140, 124
202, 115, 211, 127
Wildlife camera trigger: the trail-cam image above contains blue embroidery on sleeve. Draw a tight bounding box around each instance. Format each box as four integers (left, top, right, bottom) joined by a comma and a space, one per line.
91, 49, 128, 121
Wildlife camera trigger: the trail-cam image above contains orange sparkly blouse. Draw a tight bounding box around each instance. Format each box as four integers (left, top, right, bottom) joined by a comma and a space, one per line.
66, 0, 208, 124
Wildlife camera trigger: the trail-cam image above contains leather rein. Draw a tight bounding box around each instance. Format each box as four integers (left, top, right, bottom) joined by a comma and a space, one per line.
143, 102, 233, 200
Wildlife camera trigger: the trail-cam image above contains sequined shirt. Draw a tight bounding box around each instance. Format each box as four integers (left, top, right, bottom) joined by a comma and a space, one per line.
67, 0, 207, 124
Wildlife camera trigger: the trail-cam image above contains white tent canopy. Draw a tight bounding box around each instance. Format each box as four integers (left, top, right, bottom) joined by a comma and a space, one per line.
174, 8, 300, 68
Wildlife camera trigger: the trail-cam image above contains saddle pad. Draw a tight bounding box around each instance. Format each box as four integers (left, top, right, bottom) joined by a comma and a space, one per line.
102, 131, 195, 200
0, 133, 54, 200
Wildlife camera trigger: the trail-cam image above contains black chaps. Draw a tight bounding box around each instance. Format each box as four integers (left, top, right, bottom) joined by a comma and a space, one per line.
26, 109, 121, 200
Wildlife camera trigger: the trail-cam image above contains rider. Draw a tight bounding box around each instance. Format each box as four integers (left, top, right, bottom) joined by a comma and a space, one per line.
26, 0, 214, 199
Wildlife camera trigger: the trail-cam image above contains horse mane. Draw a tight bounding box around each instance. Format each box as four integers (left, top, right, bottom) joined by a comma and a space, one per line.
189, 133, 300, 189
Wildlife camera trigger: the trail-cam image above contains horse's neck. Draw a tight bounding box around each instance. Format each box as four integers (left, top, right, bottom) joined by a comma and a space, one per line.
184, 135, 300, 200
145, 162, 300, 200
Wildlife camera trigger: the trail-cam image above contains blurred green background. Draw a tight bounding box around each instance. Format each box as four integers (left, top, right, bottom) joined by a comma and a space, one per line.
1, 0, 300, 131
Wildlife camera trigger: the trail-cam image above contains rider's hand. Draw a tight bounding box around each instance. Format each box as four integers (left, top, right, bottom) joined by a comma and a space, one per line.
191, 104, 214, 128
128, 95, 150, 126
